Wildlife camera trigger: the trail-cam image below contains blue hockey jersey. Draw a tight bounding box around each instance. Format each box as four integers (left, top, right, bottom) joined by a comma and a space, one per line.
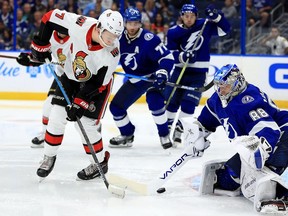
198, 83, 288, 151
119, 28, 174, 77
167, 17, 230, 73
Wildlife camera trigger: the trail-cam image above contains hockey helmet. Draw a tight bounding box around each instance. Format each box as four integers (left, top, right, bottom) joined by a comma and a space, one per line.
124, 7, 142, 23
214, 64, 247, 106
98, 9, 124, 37
181, 4, 198, 16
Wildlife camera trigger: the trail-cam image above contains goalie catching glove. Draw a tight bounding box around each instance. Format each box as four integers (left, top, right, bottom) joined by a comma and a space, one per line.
233, 135, 272, 170
180, 118, 211, 157
66, 98, 89, 121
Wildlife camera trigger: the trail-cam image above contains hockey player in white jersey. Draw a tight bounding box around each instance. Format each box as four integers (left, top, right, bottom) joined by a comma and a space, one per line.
17, 32, 70, 148
17, 9, 124, 180
181, 64, 288, 213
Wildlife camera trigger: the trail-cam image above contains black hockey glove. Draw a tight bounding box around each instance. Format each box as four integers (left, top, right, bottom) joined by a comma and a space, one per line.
31, 35, 52, 63
16, 52, 43, 67
205, 4, 220, 21
153, 69, 168, 90
179, 51, 197, 64
66, 98, 89, 121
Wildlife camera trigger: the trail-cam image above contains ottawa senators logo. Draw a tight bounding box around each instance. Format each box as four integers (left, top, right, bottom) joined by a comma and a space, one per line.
73, 51, 91, 81
57, 48, 66, 67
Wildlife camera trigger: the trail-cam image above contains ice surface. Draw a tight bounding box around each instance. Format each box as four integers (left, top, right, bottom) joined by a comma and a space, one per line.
0, 100, 287, 216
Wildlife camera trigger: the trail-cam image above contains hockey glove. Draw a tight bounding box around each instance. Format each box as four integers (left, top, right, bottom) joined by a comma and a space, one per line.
154, 69, 168, 90
205, 4, 221, 22
31, 35, 52, 63
66, 98, 89, 121
181, 119, 211, 158
234, 136, 272, 170
16, 52, 43, 67
179, 51, 197, 64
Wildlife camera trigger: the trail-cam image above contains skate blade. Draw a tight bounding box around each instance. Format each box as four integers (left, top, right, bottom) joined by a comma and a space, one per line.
31, 144, 44, 148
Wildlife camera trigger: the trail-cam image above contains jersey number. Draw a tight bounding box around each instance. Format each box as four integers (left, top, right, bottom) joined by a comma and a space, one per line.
249, 108, 269, 121
55, 13, 65, 20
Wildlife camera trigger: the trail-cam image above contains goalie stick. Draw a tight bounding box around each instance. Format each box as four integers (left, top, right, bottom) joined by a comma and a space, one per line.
107, 144, 197, 195
114, 71, 213, 93
45, 59, 125, 199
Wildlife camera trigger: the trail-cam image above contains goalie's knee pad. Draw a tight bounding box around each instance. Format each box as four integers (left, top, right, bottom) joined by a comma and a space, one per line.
199, 159, 241, 196
199, 159, 225, 195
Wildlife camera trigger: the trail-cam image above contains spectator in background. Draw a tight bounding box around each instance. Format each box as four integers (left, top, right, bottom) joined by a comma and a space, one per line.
0, 27, 12, 50
157, 23, 169, 45
253, 0, 272, 27
22, 3, 34, 23
151, 12, 165, 34
33, 0, 47, 13
144, 0, 157, 22
16, 8, 30, 50
82, 0, 104, 16
0, 0, 13, 29
64, 0, 78, 13
261, 26, 288, 55
135, 1, 151, 26
222, 0, 238, 19
246, 0, 260, 27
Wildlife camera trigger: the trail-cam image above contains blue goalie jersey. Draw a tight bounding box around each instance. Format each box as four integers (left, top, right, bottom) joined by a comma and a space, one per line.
198, 83, 288, 151
119, 28, 174, 77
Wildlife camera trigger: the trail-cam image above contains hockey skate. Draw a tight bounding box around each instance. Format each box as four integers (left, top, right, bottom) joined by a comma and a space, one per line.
109, 134, 134, 148
172, 125, 183, 148
77, 151, 110, 180
256, 199, 288, 213
160, 135, 172, 149
31, 133, 45, 148
37, 155, 57, 178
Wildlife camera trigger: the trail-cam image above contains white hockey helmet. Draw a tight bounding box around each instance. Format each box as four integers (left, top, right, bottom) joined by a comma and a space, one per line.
98, 9, 124, 37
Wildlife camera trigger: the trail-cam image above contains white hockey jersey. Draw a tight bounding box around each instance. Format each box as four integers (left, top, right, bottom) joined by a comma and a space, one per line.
50, 31, 70, 76
43, 9, 120, 85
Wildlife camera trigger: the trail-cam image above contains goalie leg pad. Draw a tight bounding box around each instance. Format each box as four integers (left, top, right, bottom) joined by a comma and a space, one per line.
199, 159, 226, 195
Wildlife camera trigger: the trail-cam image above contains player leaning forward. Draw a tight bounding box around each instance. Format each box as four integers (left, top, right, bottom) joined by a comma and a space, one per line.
25, 9, 124, 180
181, 64, 288, 213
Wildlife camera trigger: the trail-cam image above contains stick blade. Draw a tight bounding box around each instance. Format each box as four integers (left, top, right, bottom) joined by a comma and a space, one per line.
108, 184, 126, 199
107, 173, 149, 195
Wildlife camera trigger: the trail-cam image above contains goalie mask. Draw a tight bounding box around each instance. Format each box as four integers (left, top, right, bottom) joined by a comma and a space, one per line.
214, 64, 247, 107
97, 9, 124, 47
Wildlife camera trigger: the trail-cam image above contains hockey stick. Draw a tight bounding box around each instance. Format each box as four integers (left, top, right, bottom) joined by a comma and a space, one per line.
0, 54, 63, 65
45, 59, 125, 198
107, 144, 196, 195
114, 71, 213, 93
165, 19, 209, 108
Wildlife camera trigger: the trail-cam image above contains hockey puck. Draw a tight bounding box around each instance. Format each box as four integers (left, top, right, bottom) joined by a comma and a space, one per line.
157, 187, 166, 193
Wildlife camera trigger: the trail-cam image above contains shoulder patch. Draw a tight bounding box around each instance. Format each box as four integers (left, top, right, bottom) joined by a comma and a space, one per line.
241, 95, 254, 104
144, 33, 154, 41
110, 47, 119, 57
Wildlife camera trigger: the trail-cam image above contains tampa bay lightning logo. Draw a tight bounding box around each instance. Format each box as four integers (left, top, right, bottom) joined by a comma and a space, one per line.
242, 95, 254, 104
181, 30, 204, 51
144, 33, 154, 41
221, 117, 237, 139
123, 53, 138, 70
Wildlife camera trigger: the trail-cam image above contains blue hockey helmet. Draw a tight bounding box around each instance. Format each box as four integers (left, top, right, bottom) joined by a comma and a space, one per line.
123, 7, 142, 22
213, 64, 247, 106
181, 4, 198, 16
